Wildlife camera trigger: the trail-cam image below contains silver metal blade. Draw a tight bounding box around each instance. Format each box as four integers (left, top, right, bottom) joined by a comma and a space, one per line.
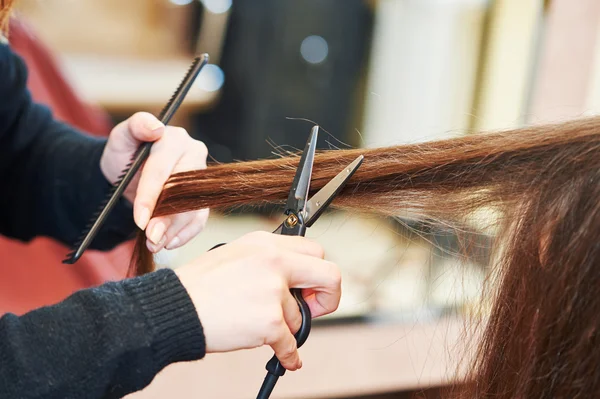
295, 126, 318, 203
272, 222, 283, 234
304, 154, 364, 226
285, 125, 319, 212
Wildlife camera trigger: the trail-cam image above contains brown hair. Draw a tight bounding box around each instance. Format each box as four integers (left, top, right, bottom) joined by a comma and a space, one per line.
132, 116, 600, 397
0, 0, 14, 35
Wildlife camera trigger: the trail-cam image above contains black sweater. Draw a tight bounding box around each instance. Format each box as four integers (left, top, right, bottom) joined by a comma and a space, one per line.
0, 43, 206, 398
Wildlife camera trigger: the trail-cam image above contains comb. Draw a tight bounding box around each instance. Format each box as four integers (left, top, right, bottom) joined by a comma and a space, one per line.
63, 53, 210, 264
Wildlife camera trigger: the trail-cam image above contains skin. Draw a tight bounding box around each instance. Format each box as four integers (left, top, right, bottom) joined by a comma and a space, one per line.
100, 112, 209, 252
176, 231, 342, 370
0, 0, 339, 376
100, 112, 342, 370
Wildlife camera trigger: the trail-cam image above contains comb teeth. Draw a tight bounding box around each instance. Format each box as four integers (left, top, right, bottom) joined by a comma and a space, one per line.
63, 253, 77, 264
62, 53, 209, 264
157, 56, 204, 121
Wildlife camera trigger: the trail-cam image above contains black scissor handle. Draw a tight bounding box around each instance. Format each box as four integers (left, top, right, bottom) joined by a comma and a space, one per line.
209, 241, 312, 399
209, 243, 226, 251
264, 288, 312, 377
291, 288, 312, 347
208, 243, 311, 346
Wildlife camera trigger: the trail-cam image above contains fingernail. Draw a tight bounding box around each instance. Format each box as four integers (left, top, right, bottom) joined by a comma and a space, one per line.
165, 236, 180, 250
146, 239, 158, 253
146, 236, 166, 253
156, 235, 167, 251
148, 222, 166, 245
136, 207, 150, 230
148, 120, 165, 132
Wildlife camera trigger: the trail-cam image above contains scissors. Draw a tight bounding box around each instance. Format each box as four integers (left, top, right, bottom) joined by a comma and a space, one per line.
211, 125, 363, 399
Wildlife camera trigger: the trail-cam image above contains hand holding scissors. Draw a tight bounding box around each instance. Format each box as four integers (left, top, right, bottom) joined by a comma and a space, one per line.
210, 126, 363, 398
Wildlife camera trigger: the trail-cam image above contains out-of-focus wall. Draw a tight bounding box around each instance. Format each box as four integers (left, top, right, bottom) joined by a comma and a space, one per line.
471, 0, 543, 132
529, 0, 600, 124
361, 0, 488, 147
14, 0, 193, 58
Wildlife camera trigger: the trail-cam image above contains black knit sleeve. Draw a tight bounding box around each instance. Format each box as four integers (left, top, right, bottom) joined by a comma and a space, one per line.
0, 268, 206, 398
0, 42, 136, 250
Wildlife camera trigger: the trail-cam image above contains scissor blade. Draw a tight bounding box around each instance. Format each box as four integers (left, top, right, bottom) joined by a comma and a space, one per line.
304, 155, 364, 227
285, 125, 319, 211
273, 223, 283, 234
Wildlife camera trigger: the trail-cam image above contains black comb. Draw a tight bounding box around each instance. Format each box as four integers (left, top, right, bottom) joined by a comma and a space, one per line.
63, 53, 210, 264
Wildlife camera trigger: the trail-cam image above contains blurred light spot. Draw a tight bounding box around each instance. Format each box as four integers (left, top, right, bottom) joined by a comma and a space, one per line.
169, 0, 193, 5
201, 0, 232, 14
197, 64, 225, 92
300, 35, 329, 64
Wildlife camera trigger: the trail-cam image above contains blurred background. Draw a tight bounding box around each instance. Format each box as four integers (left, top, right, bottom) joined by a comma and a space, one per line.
3, 0, 600, 397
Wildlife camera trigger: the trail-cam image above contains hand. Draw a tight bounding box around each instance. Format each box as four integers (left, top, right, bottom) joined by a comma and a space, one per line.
174, 231, 342, 371
100, 112, 210, 252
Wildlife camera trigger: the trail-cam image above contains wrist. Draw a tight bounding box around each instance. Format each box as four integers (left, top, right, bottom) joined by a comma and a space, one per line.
174, 266, 213, 353
122, 268, 207, 367
99, 142, 137, 205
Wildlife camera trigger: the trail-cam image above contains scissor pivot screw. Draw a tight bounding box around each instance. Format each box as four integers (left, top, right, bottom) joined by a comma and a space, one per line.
285, 214, 299, 228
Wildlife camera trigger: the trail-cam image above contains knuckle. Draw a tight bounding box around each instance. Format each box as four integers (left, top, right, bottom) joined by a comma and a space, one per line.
195, 209, 209, 224
263, 271, 286, 296
245, 249, 272, 271
247, 230, 266, 241
264, 249, 283, 268
174, 126, 189, 137
268, 314, 282, 330
257, 230, 273, 240
311, 242, 325, 259
326, 261, 342, 288
132, 111, 152, 121
194, 140, 209, 156
167, 126, 189, 141
280, 340, 297, 360
246, 230, 273, 246
264, 317, 284, 343
298, 237, 324, 259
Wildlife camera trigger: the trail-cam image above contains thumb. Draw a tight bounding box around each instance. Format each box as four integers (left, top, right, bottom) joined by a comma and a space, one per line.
269, 320, 302, 371
117, 112, 166, 151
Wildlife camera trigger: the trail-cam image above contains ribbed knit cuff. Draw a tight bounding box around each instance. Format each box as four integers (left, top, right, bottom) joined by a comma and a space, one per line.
121, 268, 206, 371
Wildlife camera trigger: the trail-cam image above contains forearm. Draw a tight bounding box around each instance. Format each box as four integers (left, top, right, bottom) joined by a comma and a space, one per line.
0, 42, 136, 249
1, 118, 137, 249
0, 268, 205, 399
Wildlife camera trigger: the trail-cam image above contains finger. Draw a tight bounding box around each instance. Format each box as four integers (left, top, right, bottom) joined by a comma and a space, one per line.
300, 290, 339, 318
157, 213, 190, 248
146, 237, 167, 254
146, 216, 171, 245
249, 232, 325, 259
165, 209, 210, 250
126, 112, 166, 145
133, 128, 187, 229
282, 291, 303, 335
276, 252, 342, 318
155, 211, 197, 250
175, 141, 209, 172
144, 215, 173, 253
268, 320, 301, 371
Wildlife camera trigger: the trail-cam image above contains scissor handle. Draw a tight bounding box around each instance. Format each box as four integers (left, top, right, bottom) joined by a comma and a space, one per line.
209, 243, 226, 251
263, 288, 311, 378
290, 288, 312, 347
208, 242, 312, 373
208, 242, 312, 342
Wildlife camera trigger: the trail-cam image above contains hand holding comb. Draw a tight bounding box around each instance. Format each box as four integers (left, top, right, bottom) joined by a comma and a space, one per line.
63, 53, 209, 264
